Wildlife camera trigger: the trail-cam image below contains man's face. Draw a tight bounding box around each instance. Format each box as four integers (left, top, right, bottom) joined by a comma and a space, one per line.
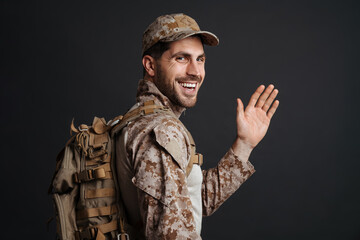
153, 36, 205, 108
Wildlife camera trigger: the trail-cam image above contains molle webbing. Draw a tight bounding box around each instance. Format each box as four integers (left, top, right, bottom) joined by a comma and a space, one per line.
85, 188, 116, 199
75, 220, 118, 240
76, 205, 118, 219
71, 116, 124, 240
71, 102, 167, 240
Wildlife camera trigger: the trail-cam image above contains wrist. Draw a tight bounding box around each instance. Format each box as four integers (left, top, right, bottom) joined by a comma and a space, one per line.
231, 138, 254, 159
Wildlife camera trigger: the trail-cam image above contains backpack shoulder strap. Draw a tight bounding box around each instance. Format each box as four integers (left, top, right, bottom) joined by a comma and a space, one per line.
184, 130, 203, 176
111, 100, 203, 177
111, 100, 164, 137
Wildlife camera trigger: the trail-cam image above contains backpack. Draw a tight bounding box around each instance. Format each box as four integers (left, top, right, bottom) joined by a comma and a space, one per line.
48, 100, 203, 240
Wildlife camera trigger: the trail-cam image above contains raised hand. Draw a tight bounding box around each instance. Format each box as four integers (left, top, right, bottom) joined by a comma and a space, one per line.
232, 84, 279, 155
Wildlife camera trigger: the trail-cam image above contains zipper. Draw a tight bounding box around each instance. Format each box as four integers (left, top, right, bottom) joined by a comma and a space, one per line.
53, 193, 67, 239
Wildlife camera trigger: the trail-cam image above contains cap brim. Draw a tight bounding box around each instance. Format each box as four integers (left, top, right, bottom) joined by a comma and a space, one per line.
161, 30, 219, 46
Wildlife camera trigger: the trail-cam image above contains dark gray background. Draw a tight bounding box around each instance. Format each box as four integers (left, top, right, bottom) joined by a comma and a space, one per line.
2, 0, 360, 239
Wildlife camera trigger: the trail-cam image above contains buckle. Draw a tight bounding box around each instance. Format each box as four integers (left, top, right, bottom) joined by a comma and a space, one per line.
75, 167, 106, 183
78, 124, 89, 132
110, 119, 120, 127
93, 168, 106, 179
117, 233, 130, 240
87, 168, 106, 180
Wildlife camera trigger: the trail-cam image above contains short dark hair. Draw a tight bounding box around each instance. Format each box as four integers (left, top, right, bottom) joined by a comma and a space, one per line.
143, 41, 171, 59
142, 41, 171, 77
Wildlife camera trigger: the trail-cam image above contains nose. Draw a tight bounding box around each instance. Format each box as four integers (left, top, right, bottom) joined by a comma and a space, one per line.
186, 59, 201, 78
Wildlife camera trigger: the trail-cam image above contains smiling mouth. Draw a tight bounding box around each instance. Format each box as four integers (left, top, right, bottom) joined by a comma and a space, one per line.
179, 82, 197, 90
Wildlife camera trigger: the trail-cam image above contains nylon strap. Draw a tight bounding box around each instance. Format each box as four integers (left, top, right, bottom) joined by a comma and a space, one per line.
75, 220, 118, 240
86, 154, 110, 166
184, 129, 202, 176
121, 101, 162, 123
191, 153, 203, 166
85, 188, 115, 199
70, 118, 79, 135
74, 170, 112, 183
76, 204, 118, 219
96, 231, 105, 240
97, 220, 118, 238
186, 150, 194, 176
74, 163, 112, 183
111, 100, 169, 137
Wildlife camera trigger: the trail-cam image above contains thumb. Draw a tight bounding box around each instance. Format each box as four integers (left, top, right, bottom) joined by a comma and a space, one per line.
237, 98, 245, 118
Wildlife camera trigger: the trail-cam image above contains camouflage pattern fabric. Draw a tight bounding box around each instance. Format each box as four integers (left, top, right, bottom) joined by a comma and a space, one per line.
115, 79, 255, 239
142, 13, 219, 55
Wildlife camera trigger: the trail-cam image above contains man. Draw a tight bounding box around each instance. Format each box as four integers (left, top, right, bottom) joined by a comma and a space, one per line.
115, 13, 279, 239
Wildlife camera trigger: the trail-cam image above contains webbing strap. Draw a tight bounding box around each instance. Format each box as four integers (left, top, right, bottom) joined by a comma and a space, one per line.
191, 153, 203, 166
111, 100, 169, 137
96, 231, 105, 240
184, 127, 203, 176
85, 188, 115, 199
85, 154, 110, 166
76, 204, 118, 219
75, 228, 96, 240
75, 220, 118, 240
74, 163, 112, 183
186, 152, 194, 176
97, 220, 118, 238
122, 101, 163, 123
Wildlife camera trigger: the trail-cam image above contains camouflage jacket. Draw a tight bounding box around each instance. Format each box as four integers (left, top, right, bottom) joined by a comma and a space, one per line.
115, 79, 255, 239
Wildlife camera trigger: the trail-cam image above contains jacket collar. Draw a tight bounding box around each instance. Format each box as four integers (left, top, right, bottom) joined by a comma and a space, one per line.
136, 79, 186, 118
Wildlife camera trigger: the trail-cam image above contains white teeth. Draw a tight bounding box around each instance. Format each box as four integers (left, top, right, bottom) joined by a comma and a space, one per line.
180, 82, 196, 88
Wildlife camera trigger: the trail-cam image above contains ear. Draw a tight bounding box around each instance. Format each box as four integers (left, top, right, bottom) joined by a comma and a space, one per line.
142, 55, 156, 77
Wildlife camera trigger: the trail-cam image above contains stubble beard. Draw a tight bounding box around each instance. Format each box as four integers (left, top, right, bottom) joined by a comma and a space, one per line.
154, 65, 200, 109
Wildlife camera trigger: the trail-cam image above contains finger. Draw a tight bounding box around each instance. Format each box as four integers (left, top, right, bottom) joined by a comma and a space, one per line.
255, 84, 275, 108
248, 85, 265, 107
267, 100, 279, 119
262, 88, 279, 112
237, 98, 244, 118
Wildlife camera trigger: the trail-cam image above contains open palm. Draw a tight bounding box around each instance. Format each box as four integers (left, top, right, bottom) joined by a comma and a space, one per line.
236, 84, 279, 148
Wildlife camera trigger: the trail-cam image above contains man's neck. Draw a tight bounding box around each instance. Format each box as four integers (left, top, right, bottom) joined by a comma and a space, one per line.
136, 79, 186, 118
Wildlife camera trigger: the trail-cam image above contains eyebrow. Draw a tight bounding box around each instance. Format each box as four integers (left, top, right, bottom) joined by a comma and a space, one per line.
171, 51, 206, 59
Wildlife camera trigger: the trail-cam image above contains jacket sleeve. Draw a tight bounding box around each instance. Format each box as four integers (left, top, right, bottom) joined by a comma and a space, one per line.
201, 148, 256, 216
130, 118, 201, 239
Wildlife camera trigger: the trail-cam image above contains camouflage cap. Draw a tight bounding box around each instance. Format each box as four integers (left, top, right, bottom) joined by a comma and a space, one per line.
142, 13, 219, 55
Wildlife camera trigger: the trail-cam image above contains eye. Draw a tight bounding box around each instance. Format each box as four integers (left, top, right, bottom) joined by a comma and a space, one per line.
176, 56, 187, 62
197, 57, 205, 63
